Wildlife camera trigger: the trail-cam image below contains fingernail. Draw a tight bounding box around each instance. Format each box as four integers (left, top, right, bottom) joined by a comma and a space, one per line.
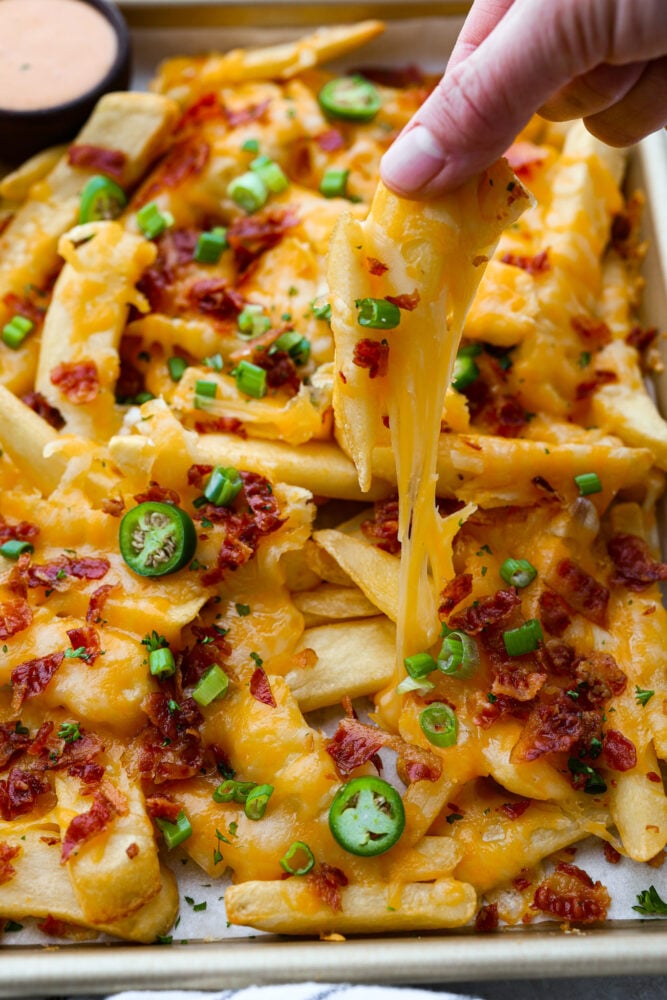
381, 124, 447, 193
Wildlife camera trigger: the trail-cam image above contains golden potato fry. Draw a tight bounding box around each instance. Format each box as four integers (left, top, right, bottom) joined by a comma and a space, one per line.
292, 582, 380, 625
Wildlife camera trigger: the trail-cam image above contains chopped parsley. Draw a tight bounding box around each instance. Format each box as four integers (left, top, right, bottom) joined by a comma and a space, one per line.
235, 603, 251, 617
633, 886, 667, 917
635, 686, 655, 707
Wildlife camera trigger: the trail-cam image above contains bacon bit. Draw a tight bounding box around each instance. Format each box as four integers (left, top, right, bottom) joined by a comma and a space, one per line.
327, 716, 441, 783
66, 625, 101, 665
385, 289, 420, 311
194, 416, 247, 437
315, 128, 345, 152
27, 555, 110, 590
0, 841, 20, 884
139, 139, 209, 203
643, 605, 656, 616
3, 284, 51, 331
366, 256, 388, 276
473, 691, 529, 729
86, 583, 116, 624
504, 141, 546, 180
0, 768, 50, 821
647, 772, 662, 784
537, 638, 576, 677
40, 835, 60, 846
603, 730, 637, 772
61, 791, 116, 862
307, 862, 348, 912
291, 648, 318, 670
133, 481, 181, 506
0, 599, 33, 641
180, 629, 231, 688
548, 559, 609, 628
491, 664, 547, 702
54, 730, 104, 773
176, 93, 224, 132
570, 315, 612, 348
574, 652, 626, 705
500, 250, 550, 275
188, 278, 245, 321
100, 495, 125, 517
361, 496, 400, 554
513, 876, 532, 892
21, 391, 65, 430
511, 692, 602, 762
439, 574, 474, 615
11, 652, 64, 710
575, 370, 618, 400
626, 325, 658, 351
135, 718, 203, 786
37, 914, 70, 938
490, 397, 528, 438
27, 722, 55, 758
224, 98, 271, 127
475, 903, 499, 932
448, 588, 520, 635
242, 471, 284, 535
532, 862, 610, 924
50, 361, 99, 404
339, 370, 347, 384
227, 207, 298, 272
187, 463, 213, 489
251, 347, 301, 396
0, 722, 33, 769
146, 795, 183, 822
126, 842, 139, 859
7, 554, 30, 598
603, 842, 622, 865
67, 144, 126, 179
500, 800, 531, 820
607, 533, 667, 592
249, 667, 276, 708
98, 782, 128, 817
136, 228, 199, 313
538, 590, 571, 637
352, 338, 389, 379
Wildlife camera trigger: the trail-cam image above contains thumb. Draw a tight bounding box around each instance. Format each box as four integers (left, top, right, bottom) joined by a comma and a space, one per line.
380, 0, 607, 197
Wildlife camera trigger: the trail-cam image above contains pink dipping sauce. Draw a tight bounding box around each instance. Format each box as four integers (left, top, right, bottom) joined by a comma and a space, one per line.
0, 0, 118, 112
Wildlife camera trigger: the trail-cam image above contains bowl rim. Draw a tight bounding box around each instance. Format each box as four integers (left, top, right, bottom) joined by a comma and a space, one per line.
0, 0, 131, 120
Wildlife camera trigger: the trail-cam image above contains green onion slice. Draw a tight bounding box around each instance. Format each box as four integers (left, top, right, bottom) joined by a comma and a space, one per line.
574, 472, 602, 496
149, 647, 176, 679
203, 466, 243, 507
503, 619, 543, 656
167, 356, 188, 382
2, 315, 34, 350
499, 558, 538, 588
269, 331, 311, 365
250, 155, 289, 194
404, 652, 437, 680
194, 227, 228, 264
279, 840, 315, 876
212, 779, 257, 804
79, 174, 126, 223
228, 172, 268, 213
234, 360, 267, 399
238, 304, 271, 339
192, 664, 229, 707
355, 297, 401, 330
419, 703, 458, 747
437, 631, 479, 679
0, 539, 34, 560
320, 169, 350, 198
195, 379, 217, 398
451, 353, 480, 391
244, 783, 274, 820
155, 810, 192, 849
136, 201, 174, 240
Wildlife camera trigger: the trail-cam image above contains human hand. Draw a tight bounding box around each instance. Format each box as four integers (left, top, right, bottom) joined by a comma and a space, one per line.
380, 0, 667, 197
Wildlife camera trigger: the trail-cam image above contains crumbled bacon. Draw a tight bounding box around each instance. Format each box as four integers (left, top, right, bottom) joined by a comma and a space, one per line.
54, 731, 105, 783
603, 842, 621, 864
27, 555, 109, 590
532, 862, 610, 924
490, 397, 528, 438
224, 98, 271, 127
538, 590, 571, 637
475, 903, 499, 932
307, 862, 348, 911
50, 361, 100, 404
67, 144, 127, 179
327, 716, 441, 782
0, 723, 33, 770
251, 347, 301, 396
227, 208, 298, 272
547, 559, 609, 627
353, 338, 389, 379
188, 278, 245, 321
537, 638, 576, 677
27, 722, 55, 758
187, 463, 213, 489
607, 533, 667, 592
448, 588, 520, 635
575, 370, 618, 400
385, 290, 420, 311
11, 652, 64, 710
603, 730, 637, 772
126, 842, 139, 859
133, 481, 181, 506
86, 583, 116, 624
626, 325, 658, 351
66, 625, 101, 664
0, 598, 32, 640
0, 768, 50, 820
194, 416, 247, 437
361, 496, 400, 554
439, 574, 474, 615
61, 791, 116, 863
146, 795, 182, 822
3, 282, 52, 330
571, 315, 612, 347
511, 692, 602, 762
137, 228, 199, 313
500, 250, 550, 275
241, 472, 284, 534
473, 692, 529, 729
138, 139, 209, 204
21, 391, 65, 430
0, 841, 20, 884
500, 800, 531, 820
176, 93, 224, 132
249, 667, 276, 708
574, 652, 626, 706
180, 628, 232, 688
315, 128, 345, 152
134, 702, 203, 786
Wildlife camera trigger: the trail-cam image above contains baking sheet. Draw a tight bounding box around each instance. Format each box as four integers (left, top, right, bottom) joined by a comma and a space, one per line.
2, 3, 667, 994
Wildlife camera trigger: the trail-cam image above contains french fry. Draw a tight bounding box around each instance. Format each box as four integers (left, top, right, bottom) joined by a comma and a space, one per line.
225, 877, 476, 934
0, 384, 67, 493
314, 528, 400, 621
292, 582, 381, 626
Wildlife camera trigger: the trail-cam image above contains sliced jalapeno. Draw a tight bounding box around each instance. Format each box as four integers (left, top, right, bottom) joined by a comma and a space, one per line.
318, 76, 381, 123
79, 175, 127, 223
119, 501, 196, 577
328, 775, 405, 857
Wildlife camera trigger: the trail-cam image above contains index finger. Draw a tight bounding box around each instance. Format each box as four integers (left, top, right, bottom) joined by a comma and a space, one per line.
446, 0, 516, 72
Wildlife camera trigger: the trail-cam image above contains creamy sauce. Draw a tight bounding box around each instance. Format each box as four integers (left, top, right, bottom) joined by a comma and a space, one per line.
0, 0, 117, 111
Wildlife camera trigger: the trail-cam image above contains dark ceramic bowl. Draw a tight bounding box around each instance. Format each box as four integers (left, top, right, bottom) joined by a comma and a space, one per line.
0, 0, 131, 165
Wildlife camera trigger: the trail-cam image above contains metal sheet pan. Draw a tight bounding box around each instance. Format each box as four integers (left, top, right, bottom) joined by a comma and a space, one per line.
2, 2, 667, 994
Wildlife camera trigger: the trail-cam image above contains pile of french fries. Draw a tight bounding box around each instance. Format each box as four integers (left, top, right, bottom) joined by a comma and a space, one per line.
0, 21, 665, 942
